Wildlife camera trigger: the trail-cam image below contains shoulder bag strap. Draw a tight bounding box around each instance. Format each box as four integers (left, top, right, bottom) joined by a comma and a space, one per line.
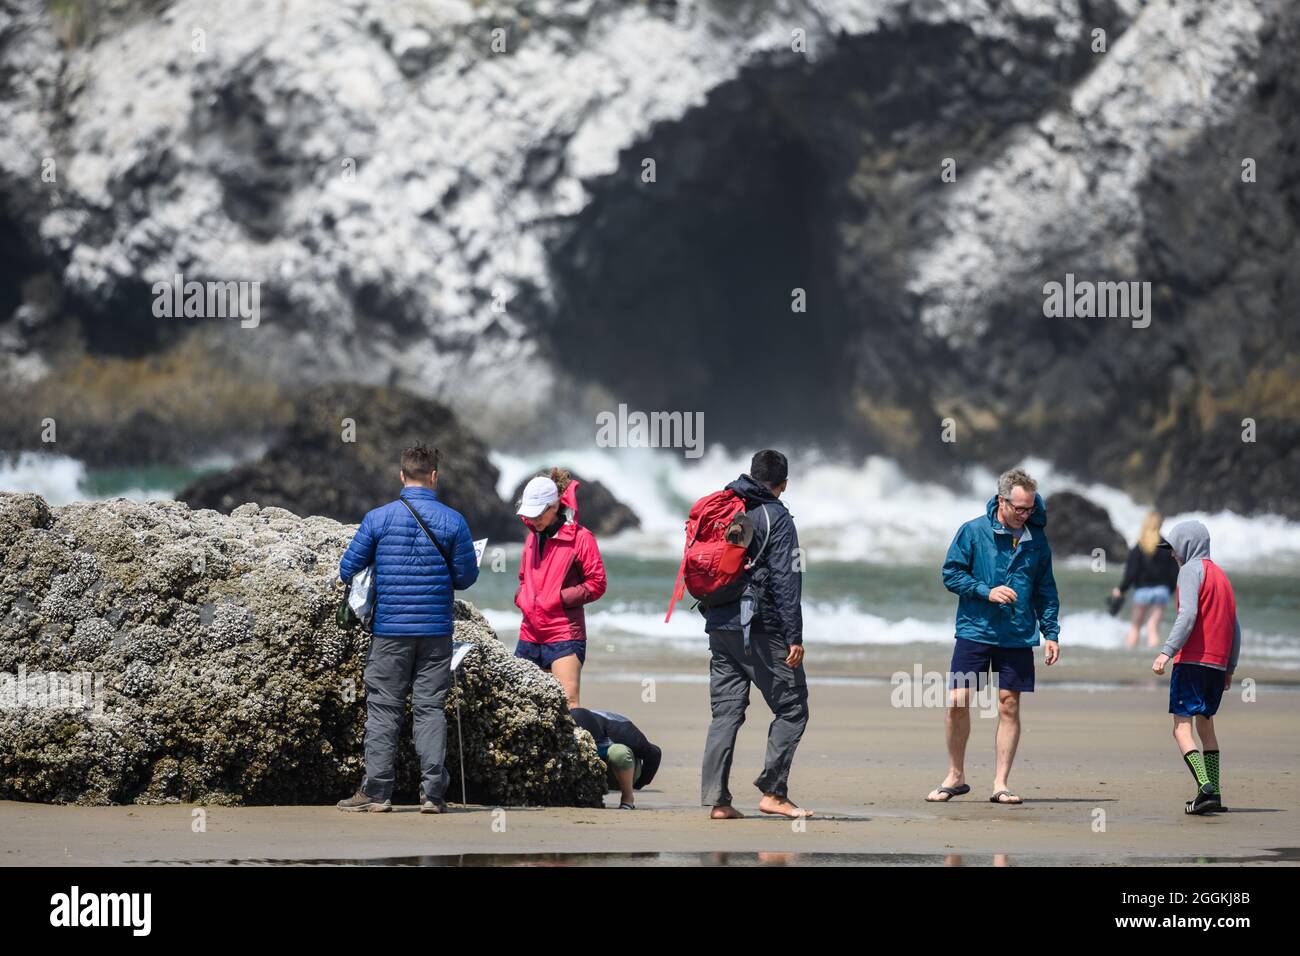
399, 497, 454, 570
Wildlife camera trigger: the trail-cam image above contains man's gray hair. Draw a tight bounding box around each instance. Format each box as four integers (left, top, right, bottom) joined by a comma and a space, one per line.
997, 467, 1038, 499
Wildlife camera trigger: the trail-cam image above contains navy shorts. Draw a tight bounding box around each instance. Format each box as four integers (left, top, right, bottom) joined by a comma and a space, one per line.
949, 637, 1035, 693
514, 638, 586, 670
1169, 662, 1225, 717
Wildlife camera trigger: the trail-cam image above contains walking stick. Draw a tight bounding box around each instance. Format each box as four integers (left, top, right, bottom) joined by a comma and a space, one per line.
453, 665, 467, 806
450, 641, 474, 806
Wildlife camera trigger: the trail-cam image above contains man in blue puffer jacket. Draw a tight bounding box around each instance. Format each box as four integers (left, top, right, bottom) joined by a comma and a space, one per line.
927, 467, 1060, 808
336, 444, 480, 813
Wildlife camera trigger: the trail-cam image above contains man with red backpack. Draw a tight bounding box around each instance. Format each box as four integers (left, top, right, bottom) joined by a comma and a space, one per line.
682, 450, 811, 820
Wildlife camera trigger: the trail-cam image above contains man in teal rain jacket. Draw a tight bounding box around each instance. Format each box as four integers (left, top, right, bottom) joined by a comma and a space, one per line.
926, 468, 1060, 806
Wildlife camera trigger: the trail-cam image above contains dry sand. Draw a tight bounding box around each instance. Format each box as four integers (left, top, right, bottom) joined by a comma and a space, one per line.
2, 676, 1296, 866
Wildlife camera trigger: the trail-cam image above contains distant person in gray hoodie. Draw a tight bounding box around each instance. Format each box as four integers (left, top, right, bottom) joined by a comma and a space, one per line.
1151, 520, 1241, 815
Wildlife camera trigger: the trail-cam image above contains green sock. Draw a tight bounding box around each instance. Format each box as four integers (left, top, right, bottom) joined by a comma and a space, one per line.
1204, 750, 1220, 793
1183, 750, 1210, 788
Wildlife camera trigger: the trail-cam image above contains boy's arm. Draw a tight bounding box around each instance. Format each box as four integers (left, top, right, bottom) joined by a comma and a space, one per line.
1228, 615, 1241, 672
1161, 561, 1205, 658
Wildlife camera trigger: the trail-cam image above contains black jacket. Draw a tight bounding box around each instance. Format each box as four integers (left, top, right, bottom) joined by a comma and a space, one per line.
570, 708, 662, 789
1118, 545, 1180, 593
701, 474, 803, 645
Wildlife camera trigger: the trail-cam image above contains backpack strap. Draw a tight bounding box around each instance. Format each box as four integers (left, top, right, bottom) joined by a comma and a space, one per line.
399, 497, 454, 571
746, 503, 773, 570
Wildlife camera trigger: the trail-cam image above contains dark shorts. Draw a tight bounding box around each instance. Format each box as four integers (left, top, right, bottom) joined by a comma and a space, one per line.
514, 638, 586, 670
949, 637, 1035, 693
1169, 662, 1225, 717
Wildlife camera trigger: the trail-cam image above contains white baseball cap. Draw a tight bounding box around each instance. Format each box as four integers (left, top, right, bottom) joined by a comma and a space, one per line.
516, 475, 559, 518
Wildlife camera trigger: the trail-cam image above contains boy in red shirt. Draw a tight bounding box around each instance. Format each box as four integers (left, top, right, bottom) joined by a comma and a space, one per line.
1151, 520, 1241, 815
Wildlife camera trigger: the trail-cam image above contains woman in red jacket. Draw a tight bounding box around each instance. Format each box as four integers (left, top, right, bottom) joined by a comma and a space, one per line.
514, 469, 607, 708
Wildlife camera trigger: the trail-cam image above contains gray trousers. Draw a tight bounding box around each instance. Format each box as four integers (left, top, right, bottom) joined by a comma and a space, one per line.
701, 628, 809, 806
361, 635, 452, 802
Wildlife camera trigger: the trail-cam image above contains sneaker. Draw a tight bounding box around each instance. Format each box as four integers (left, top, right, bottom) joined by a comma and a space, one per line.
336, 790, 392, 812
1185, 784, 1222, 815
419, 787, 448, 814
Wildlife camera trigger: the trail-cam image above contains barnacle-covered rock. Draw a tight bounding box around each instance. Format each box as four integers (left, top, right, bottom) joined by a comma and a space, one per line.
0, 492, 603, 807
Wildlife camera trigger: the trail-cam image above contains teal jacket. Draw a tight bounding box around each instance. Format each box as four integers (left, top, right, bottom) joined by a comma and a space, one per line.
941, 495, 1060, 647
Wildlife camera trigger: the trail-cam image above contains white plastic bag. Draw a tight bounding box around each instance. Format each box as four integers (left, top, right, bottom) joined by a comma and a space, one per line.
347, 564, 376, 626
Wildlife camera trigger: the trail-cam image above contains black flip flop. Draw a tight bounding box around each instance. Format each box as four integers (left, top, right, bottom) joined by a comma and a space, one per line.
989, 790, 1023, 805
926, 784, 971, 802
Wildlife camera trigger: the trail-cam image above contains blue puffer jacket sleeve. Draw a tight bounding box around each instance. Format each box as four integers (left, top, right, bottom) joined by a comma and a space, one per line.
449, 513, 480, 592
339, 511, 378, 584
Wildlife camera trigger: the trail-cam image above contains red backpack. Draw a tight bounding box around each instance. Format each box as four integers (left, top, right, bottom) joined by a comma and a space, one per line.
665, 490, 764, 622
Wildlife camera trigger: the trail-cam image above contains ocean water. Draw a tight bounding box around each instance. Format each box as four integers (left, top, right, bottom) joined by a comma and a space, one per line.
0, 451, 231, 503
487, 447, 1300, 677
472, 552, 1300, 676
4, 446, 1298, 676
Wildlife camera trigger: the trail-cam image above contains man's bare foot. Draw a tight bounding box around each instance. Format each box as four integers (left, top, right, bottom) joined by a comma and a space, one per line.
710, 804, 744, 819
758, 794, 813, 818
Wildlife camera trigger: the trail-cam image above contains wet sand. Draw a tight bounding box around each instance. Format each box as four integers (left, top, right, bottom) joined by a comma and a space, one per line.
3, 675, 1296, 866
576, 636, 1300, 689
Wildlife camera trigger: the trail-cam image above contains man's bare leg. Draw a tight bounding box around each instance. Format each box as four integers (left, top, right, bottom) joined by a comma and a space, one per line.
990, 689, 1022, 803
926, 686, 972, 800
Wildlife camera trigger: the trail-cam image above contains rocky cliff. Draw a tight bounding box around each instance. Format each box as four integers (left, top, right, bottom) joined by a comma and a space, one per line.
1, 0, 1296, 515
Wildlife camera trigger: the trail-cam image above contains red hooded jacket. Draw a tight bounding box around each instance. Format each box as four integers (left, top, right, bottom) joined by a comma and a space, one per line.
515, 480, 607, 645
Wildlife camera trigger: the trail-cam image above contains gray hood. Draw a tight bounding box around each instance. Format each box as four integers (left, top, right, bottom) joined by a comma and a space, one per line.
1165, 520, 1211, 563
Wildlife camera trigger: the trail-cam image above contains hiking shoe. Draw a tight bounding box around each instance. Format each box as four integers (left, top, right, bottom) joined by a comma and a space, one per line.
336, 790, 392, 813
1185, 784, 1222, 815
